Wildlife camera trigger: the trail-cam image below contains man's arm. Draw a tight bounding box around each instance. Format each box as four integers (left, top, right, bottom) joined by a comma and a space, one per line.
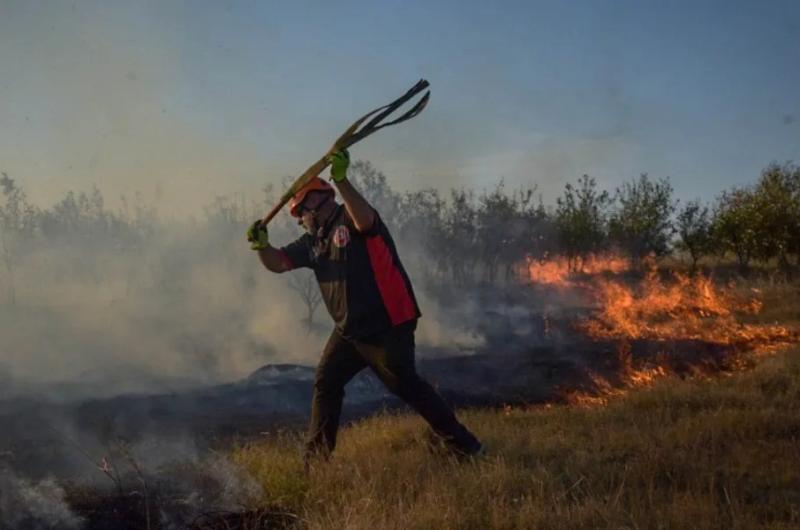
329, 149, 376, 233
333, 178, 376, 233
256, 246, 292, 273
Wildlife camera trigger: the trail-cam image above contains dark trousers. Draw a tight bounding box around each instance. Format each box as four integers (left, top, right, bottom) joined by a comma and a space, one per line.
305, 320, 481, 460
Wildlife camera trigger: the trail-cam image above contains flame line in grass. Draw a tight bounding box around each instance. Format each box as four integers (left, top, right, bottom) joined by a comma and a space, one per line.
523, 254, 798, 406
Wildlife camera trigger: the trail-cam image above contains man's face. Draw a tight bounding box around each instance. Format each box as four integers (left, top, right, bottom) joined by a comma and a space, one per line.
298, 191, 330, 234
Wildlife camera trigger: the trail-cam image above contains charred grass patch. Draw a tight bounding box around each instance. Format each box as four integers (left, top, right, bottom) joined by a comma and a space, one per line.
232, 346, 800, 530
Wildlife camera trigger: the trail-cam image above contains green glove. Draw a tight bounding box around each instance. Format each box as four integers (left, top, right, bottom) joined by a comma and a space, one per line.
246, 220, 270, 251
328, 148, 350, 183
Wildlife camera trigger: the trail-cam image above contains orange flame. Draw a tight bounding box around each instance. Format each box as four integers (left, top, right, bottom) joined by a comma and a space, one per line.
524, 254, 797, 406
526, 254, 628, 287
579, 264, 791, 348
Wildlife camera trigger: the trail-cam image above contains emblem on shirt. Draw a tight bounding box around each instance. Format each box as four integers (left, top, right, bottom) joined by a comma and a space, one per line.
332, 225, 351, 248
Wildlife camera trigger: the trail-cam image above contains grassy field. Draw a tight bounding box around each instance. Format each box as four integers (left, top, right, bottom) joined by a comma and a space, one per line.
228, 343, 800, 530
58, 273, 799, 529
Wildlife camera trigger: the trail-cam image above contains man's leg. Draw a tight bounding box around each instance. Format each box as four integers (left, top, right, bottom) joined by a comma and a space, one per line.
354, 321, 482, 455
305, 330, 366, 463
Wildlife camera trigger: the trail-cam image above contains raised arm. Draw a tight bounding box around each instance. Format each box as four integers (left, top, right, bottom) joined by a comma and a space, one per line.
246, 220, 292, 273
328, 150, 376, 233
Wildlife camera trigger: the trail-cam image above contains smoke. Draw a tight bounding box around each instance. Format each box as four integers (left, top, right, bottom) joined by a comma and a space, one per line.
414, 289, 486, 353
416, 316, 486, 353
0, 466, 83, 529
0, 177, 518, 400
0, 422, 265, 528
0, 218, 330, 397
200, 455, 263, 510
0, 3, 648, 400
0, 2, 564, 489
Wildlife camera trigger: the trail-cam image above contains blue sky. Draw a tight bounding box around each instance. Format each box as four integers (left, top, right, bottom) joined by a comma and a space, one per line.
0, 0, 798, 214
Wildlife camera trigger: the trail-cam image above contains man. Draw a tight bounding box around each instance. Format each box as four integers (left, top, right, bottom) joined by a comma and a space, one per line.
246, 149, 483, 465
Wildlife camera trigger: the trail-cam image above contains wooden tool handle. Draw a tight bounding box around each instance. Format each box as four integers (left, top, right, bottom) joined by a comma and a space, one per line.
261, 80, 430, 226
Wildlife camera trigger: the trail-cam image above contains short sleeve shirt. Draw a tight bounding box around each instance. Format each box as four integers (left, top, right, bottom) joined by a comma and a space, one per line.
280, 206, 421, 339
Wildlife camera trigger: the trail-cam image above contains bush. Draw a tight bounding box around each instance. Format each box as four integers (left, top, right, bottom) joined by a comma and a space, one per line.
711, 187, 760, 270
555, 175, 610, 270
675, 199, 712, 271
608, 174, 676, 263
750, 163, 800, 267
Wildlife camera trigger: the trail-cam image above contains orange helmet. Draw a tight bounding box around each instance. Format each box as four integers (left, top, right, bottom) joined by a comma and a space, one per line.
289, 177, 335, 217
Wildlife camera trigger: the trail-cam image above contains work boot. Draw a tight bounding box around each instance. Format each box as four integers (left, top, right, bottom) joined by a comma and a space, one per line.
451, 441, 487, 460
422, 427, 485, 460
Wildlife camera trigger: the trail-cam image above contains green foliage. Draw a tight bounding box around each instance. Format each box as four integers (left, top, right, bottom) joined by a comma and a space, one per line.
2, 158, 798, 298
711, 187, 761, 269
675, 199, 712, 270
555, 174, 610, 270
710, 163, 800, 270
442, 189, 478, 283
750, 163, 800, 266
350, 163, 551, 284
608, 174, 676, 262
475, 181, 542, 282
296, 160, 800, 281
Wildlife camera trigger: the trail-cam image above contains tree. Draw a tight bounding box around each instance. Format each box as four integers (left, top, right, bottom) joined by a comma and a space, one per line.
475, 181, 520, 282
749, 162, 800, 268
473, 182, 545, 283
675, 200, 712, 271
347, 160, 402, 230
396, 188, 446, 267
608, 174, 676, 263
38, 185, 148, 250
711, 187, 760, 270
523, 197, 556, 264
441, 189, 478, 284
555, 175, 610, 270
788, 165, 800, 266
0, 173, 37, 304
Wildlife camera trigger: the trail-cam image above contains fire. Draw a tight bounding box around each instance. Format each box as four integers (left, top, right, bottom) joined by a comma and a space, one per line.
525, 253, 792, 348
561, 342, 673, 407
579, 264, 792, 348
524, 254, 798, 406
526, 254, 628, 287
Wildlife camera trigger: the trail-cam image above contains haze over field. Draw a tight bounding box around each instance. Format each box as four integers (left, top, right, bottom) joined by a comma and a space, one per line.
1, 0, 798, 216
1, 0, 799, 394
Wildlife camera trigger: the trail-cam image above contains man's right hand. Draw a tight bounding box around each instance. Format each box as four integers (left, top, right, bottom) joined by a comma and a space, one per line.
246, 220, 270, 251
327, 148, 350, 183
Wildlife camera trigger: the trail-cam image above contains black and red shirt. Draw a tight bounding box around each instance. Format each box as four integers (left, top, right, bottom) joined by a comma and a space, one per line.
279, 205, 421, 339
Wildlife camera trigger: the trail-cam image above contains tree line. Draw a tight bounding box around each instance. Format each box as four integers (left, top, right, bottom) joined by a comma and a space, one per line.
1, 160, 798, 304
348, 160, 800, 280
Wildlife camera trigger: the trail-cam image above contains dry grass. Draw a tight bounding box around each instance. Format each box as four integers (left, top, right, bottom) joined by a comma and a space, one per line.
232, 344, 800, 530
737, 278, 800, 327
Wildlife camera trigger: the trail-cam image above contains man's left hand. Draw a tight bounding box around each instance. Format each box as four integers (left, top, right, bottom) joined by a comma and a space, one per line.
328, 149, 350, 183
246, 219, 270, 251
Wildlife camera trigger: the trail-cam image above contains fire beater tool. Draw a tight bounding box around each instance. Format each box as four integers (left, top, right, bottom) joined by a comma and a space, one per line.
260, 79, 430, 226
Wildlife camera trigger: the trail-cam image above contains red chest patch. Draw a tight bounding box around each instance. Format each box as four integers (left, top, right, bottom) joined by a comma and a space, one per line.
332, 225, 351, 248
